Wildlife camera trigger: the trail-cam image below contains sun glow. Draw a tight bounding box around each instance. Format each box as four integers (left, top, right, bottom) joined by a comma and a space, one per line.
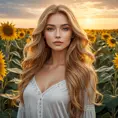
85, 18, 93, 24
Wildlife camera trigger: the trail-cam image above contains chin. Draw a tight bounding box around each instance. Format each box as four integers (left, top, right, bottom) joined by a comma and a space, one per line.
52, 47, 65, 51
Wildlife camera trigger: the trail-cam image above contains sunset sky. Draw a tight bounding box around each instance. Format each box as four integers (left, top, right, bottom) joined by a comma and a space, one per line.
0, 0, 118, 29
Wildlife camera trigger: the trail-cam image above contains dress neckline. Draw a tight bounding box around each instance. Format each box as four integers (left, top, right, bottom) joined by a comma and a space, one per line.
33, 76, 66, 96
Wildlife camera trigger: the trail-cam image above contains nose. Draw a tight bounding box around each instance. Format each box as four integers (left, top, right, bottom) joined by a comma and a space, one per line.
55, 29, 61, 38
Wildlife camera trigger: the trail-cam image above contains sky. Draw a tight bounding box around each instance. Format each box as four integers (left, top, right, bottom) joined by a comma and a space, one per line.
0, 0, 118, 29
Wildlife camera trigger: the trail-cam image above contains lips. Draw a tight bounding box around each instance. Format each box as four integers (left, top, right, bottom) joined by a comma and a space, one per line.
53, 41, 63, 43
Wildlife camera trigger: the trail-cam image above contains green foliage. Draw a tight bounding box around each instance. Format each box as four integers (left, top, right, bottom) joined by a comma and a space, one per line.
0, 29, 118, 118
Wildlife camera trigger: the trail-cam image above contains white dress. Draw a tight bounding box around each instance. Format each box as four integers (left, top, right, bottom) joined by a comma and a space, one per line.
17, 76, 96, 118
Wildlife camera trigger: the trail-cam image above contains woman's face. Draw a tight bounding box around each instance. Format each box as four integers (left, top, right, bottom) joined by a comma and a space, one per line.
44, 12, 73, 51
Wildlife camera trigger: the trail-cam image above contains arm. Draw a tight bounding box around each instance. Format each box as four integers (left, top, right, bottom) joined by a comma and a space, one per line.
17, 102, 25, 118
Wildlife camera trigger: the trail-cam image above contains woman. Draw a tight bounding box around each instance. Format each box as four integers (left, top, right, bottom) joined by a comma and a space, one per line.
16, 4, 103, 118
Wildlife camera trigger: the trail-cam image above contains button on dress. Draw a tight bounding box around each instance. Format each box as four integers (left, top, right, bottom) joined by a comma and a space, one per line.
17, 76, 96, 118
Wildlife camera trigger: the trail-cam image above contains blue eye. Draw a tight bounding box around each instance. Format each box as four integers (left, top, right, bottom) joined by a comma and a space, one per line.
63, 28, 69, 31
47, 28, 54, 31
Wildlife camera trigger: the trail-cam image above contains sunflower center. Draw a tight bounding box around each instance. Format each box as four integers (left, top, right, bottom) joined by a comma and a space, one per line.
20, 33, 24, 37
91, 37, 95, 40
27, 31, 30, 34
88, 35, 94, 41
103, 34, 109, 39
3, 25, 13, 36
111, 39, 116, 44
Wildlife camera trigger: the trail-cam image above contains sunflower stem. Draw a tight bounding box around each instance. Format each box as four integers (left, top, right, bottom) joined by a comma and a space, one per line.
5, 40, 11, 68
111, 71, 118, 118
4, 40, 11, 94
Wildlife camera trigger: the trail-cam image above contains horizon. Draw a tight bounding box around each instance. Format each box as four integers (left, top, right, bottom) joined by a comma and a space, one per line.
0, 0, 118, 29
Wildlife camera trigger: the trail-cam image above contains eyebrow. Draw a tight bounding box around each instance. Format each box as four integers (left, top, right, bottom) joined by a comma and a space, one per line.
46, 24, 70, 27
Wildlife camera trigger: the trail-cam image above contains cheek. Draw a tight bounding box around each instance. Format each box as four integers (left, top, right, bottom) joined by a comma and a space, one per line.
45, 31, 54, 38
63, 30, 72, 38
63, 32, 72, 42
64, 33, 73, 46
62, 37, 72, 48
44, 32, 54, 43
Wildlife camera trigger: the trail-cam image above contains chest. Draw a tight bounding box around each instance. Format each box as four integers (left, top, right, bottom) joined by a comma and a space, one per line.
35, 66, 66, 94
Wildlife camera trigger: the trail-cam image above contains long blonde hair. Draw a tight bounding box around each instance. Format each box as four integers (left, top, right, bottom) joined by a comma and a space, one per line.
15, 4, 103, 118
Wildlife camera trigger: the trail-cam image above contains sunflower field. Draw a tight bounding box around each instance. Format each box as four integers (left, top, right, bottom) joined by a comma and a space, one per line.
0, 21, 118, 118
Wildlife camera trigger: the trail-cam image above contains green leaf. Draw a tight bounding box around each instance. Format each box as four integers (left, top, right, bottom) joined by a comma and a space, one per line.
11, 110, 17, 118
106, 96, 118, 109
11, 40, 22, 50
96, 66, 114, 73
103, 94, 114, 103
5, 89, 19, 95
99, 73, 113, 83
8, 78, 21, 84
10, 51, 21, 59
103, 94, 118, 108
7, 68, 22, 74
0, 89, 4, 94
8, 82, 17, 89
115, 87, 118, 95
0, 111, 9, 118
103, 83, 112, 92
11, 58, 21, 67
101, 112, 112, 118
95, 104, 105, 113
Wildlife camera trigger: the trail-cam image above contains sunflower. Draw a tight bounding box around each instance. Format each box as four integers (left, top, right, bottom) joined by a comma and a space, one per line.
85, 30, 90, 34
17, 30, 26, 39
113, 53, 118, 69
101, 32, 112, 40
116, 31, 118, 36
17, 28, 25, 33
25, 29, 33, 36
91, 30, 96, 36
0, 21, 17, 40
107, 38, 117, 48
0, 51, 7, 81
87, 33, 96, 44
26, 38, 31, 43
